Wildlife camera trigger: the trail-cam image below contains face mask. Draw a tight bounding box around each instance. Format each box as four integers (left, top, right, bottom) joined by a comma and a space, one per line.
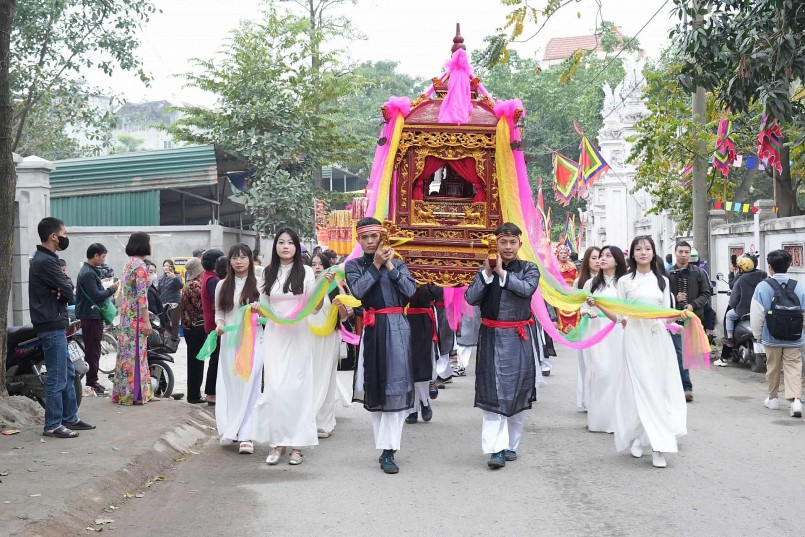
149, 274, 158, 286
57, 235, 69, 251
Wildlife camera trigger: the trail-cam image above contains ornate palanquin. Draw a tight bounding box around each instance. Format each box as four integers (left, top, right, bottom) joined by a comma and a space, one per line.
382, 62, 502, 287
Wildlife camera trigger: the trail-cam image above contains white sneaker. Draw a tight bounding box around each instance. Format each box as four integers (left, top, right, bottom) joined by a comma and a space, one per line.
790, 399, 803, 418
630, 439, 643, 458
238, 441, 254, 454
764, 397, 780, 410
712, 359, 728, 367
652, 451, 667, 468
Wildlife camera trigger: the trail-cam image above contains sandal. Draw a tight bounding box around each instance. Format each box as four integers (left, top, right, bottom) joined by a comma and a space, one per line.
43, 425, 79, 438
266, 446, 285, 465
288, 450, 303, 465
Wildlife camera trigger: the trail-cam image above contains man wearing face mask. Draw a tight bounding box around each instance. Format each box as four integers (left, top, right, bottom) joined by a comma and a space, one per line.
144, 260, 164, 316
29, 217, 95, 438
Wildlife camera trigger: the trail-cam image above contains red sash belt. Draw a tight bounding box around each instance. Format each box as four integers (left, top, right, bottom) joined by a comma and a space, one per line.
363, 307, 405, 328
481, 318, 535, 340
406, 308, 438, 342
431, 301, 445, 308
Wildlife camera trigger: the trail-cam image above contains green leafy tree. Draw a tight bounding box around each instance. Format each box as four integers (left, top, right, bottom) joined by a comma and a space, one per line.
10, 0, 155, 158
476, 49, 626, 225
672, 0, 804, 216
170, 6, 360, 237
112, 133, 145, 154
337, 61, 424, 178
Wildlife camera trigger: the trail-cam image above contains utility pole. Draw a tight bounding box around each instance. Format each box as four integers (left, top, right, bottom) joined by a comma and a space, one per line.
690, 2, 709, 265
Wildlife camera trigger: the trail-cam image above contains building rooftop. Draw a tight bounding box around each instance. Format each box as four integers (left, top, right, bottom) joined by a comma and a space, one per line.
542, 30, 625, 61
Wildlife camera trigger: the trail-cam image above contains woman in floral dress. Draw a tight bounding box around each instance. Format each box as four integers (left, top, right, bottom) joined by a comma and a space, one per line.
112, 232, 154, 405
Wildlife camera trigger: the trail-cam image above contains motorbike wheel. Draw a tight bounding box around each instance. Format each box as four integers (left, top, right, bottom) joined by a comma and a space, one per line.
25, 373, 84, 408
98, 332, 118, 374
148, 360, 174, 398
751, 352, 767, 374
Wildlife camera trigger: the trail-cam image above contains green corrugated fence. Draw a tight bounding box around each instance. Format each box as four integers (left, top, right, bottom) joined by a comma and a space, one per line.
52, 191, 160, 226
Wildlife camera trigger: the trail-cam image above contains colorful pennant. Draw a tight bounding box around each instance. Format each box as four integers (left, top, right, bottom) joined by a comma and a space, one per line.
757, 114, 783, 174
577, 135, 610, 195
551, 151, 580, 206
713, 118, 737, 177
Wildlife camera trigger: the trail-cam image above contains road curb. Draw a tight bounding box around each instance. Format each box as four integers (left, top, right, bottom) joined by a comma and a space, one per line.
20, 406, 216, 537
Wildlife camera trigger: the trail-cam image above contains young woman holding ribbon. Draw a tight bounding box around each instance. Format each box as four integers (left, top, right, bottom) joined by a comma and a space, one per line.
309, 253, 354, 439
580, 246, 626, 433
587, 236, 687, 468
253, 228, 319, 466
213, 243, 263, 455
574, 247, 600, 411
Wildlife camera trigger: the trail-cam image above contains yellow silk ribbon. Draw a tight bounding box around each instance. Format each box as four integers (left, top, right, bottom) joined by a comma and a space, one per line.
309, 294, 362, 336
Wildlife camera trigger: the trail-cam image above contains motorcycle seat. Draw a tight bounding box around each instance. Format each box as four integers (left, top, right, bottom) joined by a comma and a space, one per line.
7, 324, 37, 348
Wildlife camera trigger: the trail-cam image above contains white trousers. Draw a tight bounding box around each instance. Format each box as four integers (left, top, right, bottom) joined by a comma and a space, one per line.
481, 411, 526, 454
372, 410, 408, 450
456, 345, 474, 368
413, 381, 430, 408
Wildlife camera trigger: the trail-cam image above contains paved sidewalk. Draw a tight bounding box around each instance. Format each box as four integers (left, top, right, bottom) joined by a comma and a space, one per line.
0, 397, 215, 536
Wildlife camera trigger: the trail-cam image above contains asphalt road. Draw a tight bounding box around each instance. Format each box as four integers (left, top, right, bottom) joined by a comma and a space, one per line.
111, 347, 804, 537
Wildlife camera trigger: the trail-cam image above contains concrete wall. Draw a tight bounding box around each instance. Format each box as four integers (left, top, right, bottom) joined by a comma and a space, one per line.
709, 200, 805, 333
56, 225, 259, 283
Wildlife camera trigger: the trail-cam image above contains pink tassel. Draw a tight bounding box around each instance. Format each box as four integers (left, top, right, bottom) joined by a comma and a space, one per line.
438, 49, 474, 125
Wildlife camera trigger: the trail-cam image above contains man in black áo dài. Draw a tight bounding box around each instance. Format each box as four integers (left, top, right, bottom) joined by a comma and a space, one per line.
465, 223, 541, 469
346, 217, 417, 474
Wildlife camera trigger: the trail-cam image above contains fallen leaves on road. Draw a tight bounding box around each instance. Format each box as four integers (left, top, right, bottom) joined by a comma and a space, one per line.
30, 494, 41, 497
0, 470, 8, 476
175, 457, 186, 462
1, 429, 20, 435
94, 518, 114, 525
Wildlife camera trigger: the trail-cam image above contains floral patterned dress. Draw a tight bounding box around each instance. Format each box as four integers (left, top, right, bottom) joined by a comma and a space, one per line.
112, 257, 153, 405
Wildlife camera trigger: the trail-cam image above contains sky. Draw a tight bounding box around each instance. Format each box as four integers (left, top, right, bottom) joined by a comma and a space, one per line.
97, 0, 677, 106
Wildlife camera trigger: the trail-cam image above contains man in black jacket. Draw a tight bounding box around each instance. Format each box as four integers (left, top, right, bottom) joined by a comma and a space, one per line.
29, 217, 95, 438
76, 243, 119, 395
668, 241, 712, 402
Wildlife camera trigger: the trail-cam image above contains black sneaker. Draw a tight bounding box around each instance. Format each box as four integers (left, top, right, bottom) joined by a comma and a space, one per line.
405, 411, 418, 424
92, 384, 107, 395
504, 449, 518, 461
420, 403, 433, 422
487, 450, 506, 469
379, 450, 399, 474
428, 381, 439, 399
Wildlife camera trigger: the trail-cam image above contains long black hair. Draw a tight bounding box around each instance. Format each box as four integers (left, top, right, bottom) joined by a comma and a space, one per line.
217, 243, 260, 313
577, 246, 601, 289
590, 245, 628, 294
263, 227, 306, 296
628, 235, 666, 292
312, 252, 340, 303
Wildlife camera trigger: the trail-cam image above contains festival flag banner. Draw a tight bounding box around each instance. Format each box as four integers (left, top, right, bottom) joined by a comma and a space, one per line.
733, 203, 741, 213
725, 201, 733, 211
758, 114, 783, 173
576, 137, 609, 195
714, 200, 723, 210
551, 150, 580, 206
713, 118, 737, 177
742, 204, 750, 213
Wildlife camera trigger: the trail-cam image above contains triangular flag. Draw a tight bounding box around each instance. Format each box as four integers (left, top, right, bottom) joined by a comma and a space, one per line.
552, 152, 580, 206
577, 135, 609, 195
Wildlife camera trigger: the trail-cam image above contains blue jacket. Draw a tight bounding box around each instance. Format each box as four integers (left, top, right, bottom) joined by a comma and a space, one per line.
750, 273, 805, 348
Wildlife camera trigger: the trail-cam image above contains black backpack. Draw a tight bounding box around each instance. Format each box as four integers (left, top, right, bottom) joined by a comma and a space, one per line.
765, 278, 804, 341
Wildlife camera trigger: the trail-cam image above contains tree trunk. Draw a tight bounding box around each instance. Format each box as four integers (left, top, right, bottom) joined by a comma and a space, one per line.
774, 143, 801, 217
0, 0, 18, 396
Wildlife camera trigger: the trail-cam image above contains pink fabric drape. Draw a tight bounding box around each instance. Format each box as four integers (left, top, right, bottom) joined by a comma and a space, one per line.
412, 156, 447, 200
449, 157, 487, 202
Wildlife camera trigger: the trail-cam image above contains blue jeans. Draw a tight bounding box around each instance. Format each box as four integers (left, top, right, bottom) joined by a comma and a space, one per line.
670, 332, 692, 392
40, 329, 79, 430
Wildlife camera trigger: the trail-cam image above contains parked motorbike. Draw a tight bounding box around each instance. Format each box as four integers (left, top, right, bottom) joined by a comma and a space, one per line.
74, 316, 119, 375
145, 304, 179, 398
6, 320, 86, 408
715, 273, 766, 373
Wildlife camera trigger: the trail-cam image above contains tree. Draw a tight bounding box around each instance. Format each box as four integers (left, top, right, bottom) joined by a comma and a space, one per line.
672, 0, 804, 216
11, 0, 156, 159
476, 48, 626, 224
337, 60, 424, 179
629, 52, 803, 231
169, 6, 360, 237
1, 0, 17, 397
112, 133, 145, 154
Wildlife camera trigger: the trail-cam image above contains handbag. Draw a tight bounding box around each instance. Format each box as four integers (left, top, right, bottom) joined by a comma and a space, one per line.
80, 285, 117, 325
